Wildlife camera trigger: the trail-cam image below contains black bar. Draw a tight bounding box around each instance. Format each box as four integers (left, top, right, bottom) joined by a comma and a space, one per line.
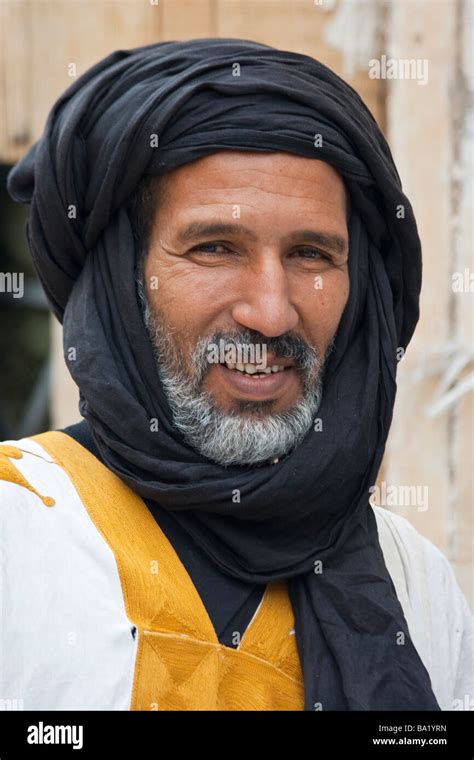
0, 710, 471, 758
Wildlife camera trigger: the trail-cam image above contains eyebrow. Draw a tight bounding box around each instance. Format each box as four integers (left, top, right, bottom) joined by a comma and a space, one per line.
177, 222, 348, 256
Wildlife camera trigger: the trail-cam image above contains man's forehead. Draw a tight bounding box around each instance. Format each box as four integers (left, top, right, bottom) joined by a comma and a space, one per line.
157, 149, 345, 190
151, 150, 348, 227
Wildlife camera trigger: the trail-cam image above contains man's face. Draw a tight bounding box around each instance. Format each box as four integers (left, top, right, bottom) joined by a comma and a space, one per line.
142, 151, 349, 465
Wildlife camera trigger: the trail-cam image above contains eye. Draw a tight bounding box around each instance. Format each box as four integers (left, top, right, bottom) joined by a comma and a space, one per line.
290, 247, 331, 262
190, 242, 234, 256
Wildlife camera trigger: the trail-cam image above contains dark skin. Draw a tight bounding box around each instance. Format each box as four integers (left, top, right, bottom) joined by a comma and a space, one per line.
144, 151, 349, 415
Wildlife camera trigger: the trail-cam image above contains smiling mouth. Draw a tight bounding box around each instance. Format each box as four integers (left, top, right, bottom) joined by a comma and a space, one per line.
214, 360, 299, 402
222, 361, 288, 377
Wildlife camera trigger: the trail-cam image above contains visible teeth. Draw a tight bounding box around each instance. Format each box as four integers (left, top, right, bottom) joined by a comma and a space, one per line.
224, 361, 286, 375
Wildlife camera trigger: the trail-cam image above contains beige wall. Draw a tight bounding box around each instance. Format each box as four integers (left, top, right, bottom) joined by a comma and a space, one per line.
1, 0, 472, 606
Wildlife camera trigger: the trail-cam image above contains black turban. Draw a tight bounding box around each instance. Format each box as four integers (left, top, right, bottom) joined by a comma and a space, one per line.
7, 38, 440, 710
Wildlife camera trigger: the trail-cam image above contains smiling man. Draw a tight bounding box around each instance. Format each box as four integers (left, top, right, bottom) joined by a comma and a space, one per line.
138, 152, 349, 466
2, 38, 472, 713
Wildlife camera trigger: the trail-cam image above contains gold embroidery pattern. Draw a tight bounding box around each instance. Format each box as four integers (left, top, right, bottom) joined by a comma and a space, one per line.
30, 431, 304, 710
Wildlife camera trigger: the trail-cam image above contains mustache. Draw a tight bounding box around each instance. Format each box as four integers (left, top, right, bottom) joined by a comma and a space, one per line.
193, 328, 324, 386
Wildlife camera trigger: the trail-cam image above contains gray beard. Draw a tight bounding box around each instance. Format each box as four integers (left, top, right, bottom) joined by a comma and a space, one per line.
137, 276, 332, 467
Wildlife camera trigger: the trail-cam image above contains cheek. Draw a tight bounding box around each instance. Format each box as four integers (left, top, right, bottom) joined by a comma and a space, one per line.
145, 261, 226, 336
298, 269, 349, 343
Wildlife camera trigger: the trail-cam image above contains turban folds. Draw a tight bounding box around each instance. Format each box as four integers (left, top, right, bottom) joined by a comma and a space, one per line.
7, 38, 440, 710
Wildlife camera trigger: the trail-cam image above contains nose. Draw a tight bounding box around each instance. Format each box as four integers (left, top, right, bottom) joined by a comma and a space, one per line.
231, 253, 299, 337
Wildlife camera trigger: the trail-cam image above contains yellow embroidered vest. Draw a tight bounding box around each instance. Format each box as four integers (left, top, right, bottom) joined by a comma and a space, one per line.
0, 431, 304, 710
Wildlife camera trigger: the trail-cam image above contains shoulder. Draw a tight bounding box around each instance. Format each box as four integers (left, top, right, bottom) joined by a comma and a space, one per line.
0, 431, 107, 542
0, 428, 104, 508
0, 434, 64, 507
0, 434, 136, 709
372, 505, 473, 710
373, 504, 470, 609
0, 430, 130, 603
0, 433, 100, 558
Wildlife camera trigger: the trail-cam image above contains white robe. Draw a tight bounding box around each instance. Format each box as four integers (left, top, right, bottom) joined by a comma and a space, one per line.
0, 436, 472, 710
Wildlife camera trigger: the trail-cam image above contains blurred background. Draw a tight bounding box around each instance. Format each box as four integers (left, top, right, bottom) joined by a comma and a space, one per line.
0, 0, 472, 606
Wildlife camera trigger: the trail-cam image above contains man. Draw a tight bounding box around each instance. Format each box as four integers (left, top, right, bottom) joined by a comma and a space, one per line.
1, 38, 472, 711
